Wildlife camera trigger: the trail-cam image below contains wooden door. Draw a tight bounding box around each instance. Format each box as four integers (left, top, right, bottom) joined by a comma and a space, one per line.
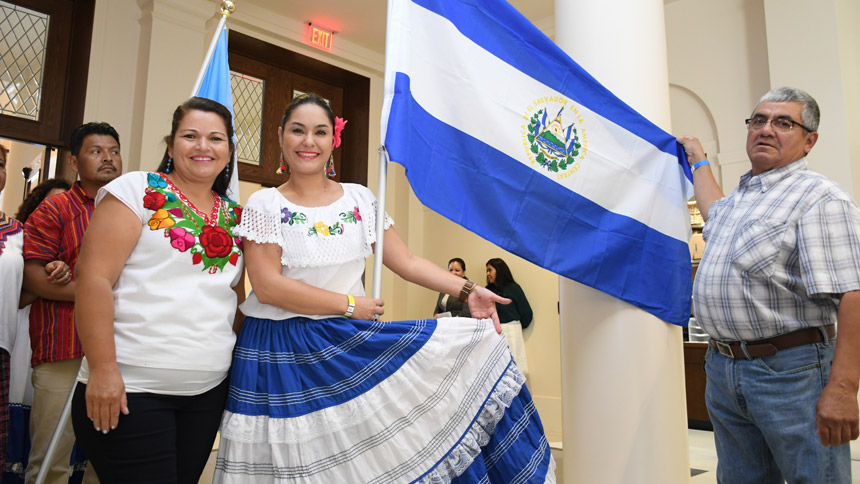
228, 31, 369, 188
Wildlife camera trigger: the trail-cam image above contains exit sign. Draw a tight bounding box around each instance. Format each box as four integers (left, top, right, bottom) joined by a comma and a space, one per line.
307, 24, 334, 51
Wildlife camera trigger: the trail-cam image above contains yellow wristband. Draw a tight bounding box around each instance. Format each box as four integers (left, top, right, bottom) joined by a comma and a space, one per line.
344, 294, 356, 318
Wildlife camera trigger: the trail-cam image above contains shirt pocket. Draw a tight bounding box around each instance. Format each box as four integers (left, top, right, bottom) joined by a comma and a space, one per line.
730, 219, 787, 279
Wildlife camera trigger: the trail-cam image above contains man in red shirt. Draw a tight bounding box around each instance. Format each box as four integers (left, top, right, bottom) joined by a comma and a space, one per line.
23, 122, 122, 484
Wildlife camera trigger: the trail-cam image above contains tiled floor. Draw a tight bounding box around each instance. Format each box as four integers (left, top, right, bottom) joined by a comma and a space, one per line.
200, 429, 860, 483
549, 429, 860, 483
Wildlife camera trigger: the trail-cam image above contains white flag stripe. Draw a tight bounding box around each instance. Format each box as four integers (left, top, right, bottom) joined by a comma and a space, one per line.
389, 1, 690, 242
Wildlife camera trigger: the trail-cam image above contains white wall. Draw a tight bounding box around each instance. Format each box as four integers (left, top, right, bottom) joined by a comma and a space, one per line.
665, 0, 770, 193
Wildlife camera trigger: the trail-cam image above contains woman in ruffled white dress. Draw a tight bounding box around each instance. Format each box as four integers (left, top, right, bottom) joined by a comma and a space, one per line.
214, 93, 556, 483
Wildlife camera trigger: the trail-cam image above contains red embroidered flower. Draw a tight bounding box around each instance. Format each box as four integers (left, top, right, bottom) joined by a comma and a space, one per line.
199, 225, 232, 258
352, 207, 361, 221
229, 252, 239, 266
232, 206, 243, 224
143, 191, 166, 210
193, 252, 203, 265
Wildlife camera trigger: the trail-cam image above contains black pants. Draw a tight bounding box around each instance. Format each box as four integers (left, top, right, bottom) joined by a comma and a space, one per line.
71, 378, 228, 484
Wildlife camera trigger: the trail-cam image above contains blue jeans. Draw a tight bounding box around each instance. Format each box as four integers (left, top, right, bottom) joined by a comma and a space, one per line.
705, 341, 851, 484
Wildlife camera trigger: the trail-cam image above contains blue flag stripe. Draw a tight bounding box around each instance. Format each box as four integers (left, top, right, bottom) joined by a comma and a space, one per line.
411, 0, 684, 164
386, 73, 692, 324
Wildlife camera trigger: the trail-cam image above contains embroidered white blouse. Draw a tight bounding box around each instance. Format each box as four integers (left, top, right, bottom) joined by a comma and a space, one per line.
236, 183, 393, 321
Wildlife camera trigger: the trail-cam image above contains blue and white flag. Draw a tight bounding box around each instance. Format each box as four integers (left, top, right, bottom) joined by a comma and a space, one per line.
381, 0, 695, 325
195, 25, 239, 201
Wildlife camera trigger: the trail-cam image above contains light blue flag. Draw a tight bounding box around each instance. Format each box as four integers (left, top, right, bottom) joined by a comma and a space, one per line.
196, 26, 239, 200
381, 0, 695, 325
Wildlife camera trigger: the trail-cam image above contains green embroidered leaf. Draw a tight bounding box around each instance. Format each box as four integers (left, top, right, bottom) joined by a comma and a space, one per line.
527, 134, 535, 143
549, 160, 559, 172
536, 152, 545, 164
531, 144, 539, 154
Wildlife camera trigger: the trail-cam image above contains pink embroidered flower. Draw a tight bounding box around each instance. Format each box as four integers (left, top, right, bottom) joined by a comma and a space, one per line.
332, 117, 348, 148
168, 227, 195, 252
352, 206, 361, 221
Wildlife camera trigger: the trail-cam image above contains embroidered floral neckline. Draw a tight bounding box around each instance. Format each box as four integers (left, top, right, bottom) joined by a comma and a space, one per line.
280, 204, 362, 237
161, 174, 222, 226
144, 172, 242, 274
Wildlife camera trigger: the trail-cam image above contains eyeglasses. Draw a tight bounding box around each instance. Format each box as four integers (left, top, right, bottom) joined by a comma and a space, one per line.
745, 116, 814, 133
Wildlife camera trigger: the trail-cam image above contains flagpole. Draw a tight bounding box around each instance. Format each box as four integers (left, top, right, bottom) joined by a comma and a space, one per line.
191, 0, 235, 96
371, 146, 389, 300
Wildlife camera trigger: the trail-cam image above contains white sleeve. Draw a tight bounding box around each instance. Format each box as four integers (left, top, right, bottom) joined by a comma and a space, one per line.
233, 189, 282, 245
345, 184, 394, 246
95, 171, 148, 222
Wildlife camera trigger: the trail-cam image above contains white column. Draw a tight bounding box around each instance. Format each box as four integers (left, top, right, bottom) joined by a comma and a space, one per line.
555, 1, 690, 483
131, 0, 213, 172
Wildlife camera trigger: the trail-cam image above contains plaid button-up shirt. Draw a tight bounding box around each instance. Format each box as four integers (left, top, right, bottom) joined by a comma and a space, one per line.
694, 158, 860, 341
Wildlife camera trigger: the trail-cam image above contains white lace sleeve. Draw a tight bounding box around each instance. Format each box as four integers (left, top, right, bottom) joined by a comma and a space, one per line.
344, 184, 394, 246
233, 189, 281, 244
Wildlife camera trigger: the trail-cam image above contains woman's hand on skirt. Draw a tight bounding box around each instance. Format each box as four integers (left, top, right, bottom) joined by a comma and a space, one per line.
468, 286, 510, 334
86, 362, 129, 434
352, 296, 385, 320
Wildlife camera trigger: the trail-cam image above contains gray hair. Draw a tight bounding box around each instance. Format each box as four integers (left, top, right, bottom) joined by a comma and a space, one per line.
757, 87, 820, 132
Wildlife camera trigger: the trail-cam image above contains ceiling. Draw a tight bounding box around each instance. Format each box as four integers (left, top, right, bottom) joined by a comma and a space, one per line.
240, 0, 555, 55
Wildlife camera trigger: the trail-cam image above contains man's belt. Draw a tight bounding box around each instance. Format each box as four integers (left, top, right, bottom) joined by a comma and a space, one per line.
709, 324, 836, 359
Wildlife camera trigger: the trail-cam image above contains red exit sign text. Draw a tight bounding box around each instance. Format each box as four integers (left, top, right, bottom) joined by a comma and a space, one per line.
307, 24, 334, 51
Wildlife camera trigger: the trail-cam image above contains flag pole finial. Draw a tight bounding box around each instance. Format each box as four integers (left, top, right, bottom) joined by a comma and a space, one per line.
220, 0, 235, 18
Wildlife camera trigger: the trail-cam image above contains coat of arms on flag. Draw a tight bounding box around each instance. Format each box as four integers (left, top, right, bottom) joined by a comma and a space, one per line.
523, 96, 588, 179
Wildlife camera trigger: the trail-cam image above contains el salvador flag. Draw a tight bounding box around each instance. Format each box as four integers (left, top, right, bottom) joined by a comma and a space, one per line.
381, 0, 695, 325
196, 26, 240, 201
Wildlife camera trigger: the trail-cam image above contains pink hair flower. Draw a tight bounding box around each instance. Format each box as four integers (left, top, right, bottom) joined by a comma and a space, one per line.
333, 116, 348, 148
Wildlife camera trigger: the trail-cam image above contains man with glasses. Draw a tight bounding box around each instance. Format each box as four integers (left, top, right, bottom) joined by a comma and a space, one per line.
678, 87, 860, 483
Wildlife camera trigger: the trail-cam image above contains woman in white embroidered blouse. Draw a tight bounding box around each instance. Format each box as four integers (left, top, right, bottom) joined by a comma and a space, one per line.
72, 98, 245, 483
214, 93, 557, 483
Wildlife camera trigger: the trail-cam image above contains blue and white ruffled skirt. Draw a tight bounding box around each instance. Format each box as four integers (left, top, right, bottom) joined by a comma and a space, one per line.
214, 316, 556, 483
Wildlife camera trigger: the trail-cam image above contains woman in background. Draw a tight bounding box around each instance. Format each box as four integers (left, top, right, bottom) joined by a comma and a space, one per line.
486, 257, 533, 377
432, 257, 471, 318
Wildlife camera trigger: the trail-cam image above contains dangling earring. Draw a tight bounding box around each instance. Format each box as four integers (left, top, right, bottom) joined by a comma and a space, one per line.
224, 162, 230, 182
326, 154, 336, 178
276, 153, 288, 175
165, 157, 173, 174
